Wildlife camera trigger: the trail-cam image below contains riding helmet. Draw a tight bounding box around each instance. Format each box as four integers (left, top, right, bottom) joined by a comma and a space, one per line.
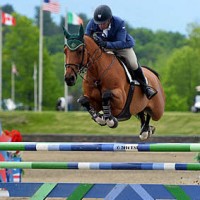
93, 5, 112, 24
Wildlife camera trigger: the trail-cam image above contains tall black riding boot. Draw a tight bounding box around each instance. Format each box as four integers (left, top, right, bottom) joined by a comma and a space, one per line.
133, 66, 157, 99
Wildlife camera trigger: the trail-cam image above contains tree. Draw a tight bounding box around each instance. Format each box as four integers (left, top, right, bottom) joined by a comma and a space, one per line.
130, 28, 186, 69
2, 4, 14, 14
3, 14, 61, 110
163, 45, 200, 111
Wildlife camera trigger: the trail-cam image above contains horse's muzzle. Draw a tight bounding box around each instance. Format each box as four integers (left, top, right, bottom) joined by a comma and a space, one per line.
64, 75, 76, 86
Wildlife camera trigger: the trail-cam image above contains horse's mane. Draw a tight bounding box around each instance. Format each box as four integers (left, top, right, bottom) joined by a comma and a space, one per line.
142, 66, 160, 79
84, 34, 95, 42
84, 34, 113, 57
84, 34, 101, 48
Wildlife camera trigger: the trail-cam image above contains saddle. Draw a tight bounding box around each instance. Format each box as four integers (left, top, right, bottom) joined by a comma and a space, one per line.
105, 51, 144, 121
105, 51, 138, 81
116, 58, 139, 121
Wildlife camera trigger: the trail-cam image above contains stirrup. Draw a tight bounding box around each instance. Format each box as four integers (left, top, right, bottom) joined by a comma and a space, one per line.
145, 87, 157, 100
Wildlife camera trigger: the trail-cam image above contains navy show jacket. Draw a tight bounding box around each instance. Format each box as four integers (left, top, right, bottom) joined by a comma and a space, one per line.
85, 16, 135, 49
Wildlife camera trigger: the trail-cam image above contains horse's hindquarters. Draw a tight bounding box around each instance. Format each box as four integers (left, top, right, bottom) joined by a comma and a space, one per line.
150, 95, 165, 121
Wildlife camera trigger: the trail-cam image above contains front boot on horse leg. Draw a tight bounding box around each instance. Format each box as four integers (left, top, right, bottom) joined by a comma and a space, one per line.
102, 91, 118, 128
133, 66, 157, 100
77, 96, 106, 126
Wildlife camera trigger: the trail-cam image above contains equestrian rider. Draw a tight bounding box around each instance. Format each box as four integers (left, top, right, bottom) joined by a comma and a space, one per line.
85, 5, 157, 99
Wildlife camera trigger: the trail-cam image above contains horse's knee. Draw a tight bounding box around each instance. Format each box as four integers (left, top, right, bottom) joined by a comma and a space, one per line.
77, 96, 90, 108
102, 90, 112, 104
78, 95, 104, 125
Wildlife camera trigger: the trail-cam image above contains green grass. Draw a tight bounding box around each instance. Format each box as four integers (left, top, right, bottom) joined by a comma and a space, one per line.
0, 111, 200, 136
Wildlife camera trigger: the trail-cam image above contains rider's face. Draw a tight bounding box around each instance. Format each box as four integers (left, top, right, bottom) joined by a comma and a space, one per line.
98, 20, 110, 30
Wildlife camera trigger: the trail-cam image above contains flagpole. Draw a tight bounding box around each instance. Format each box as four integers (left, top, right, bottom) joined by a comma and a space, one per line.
64, 8, 68, 112
11, 63, 15, 102
39, 1, 43, 112
34, 62, 37, 111
0, 8, 2, 110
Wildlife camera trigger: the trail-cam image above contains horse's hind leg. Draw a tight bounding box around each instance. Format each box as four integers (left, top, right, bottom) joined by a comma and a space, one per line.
138, 112, 146, 129
102, 90, 118, 128
77, 96, 106, 126
139, 113, 156, 140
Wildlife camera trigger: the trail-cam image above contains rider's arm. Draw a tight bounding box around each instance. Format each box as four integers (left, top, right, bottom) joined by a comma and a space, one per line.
106, 20, 135, 49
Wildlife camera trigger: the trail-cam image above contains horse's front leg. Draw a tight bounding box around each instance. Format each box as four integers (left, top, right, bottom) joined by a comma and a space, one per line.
77, 96, 106, 126
102, 90, 118, 128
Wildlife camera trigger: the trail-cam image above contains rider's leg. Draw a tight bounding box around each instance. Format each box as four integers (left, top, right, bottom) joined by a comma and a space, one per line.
134, 65, 157, 99
115, 48, 157, 100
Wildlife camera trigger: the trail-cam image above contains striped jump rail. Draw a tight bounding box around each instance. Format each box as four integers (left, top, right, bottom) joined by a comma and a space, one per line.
0, 142, 200, 152
0, 161, 200, 170
0, 182, 199, 200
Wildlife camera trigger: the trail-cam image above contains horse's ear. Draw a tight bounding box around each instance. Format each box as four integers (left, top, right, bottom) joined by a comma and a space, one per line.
79, 24, 84, 39
63, 26, 70, 39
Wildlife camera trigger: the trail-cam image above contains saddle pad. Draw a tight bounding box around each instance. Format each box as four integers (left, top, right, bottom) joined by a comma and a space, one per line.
105, 51, 148, 85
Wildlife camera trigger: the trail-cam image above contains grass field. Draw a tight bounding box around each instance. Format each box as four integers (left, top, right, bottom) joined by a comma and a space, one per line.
0, 111, 200, 136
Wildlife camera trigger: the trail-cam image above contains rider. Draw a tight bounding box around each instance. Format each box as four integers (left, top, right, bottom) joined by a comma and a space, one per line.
85, 5, 157, 99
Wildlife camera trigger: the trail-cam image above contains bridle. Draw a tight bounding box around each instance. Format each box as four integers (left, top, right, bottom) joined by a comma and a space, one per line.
64, 44, 87, 76
64, 41, 102, 80
64, 36, 117, 87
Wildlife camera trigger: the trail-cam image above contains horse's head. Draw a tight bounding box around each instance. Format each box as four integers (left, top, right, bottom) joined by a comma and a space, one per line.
63, 25, 87, 86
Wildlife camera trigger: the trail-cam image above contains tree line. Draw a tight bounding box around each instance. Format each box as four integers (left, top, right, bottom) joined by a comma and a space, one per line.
2, 4, 200, 111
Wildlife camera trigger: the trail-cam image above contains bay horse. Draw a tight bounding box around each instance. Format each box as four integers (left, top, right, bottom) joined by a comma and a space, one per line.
63, 25, 165, 140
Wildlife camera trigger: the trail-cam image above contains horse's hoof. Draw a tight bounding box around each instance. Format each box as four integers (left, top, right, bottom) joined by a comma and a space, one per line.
95, 115, 106, 126
106, 117, 118, 128
139, 126, 156, 140
139, 131, 149, 140
149, 126, 156, 135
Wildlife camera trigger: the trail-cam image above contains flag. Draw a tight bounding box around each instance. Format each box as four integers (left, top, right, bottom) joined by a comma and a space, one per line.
67, 12, 83, 25
43, 0, 60, 13
0, 121, 2, 136
12, 63, 18, 75
2, 12, 16, 26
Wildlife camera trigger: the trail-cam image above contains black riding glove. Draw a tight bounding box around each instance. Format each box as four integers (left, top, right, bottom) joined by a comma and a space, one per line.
95, 36, 107, 48
97, 40, 107, 48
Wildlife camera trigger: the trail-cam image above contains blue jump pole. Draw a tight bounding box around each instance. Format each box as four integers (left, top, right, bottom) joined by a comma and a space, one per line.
0, 142, 200, 152
0, 161, 200, 170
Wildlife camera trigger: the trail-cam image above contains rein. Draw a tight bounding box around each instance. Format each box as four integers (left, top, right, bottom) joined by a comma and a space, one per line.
80, 46, 117, 88
78, 48, 101, 80
64, 38, 117, 88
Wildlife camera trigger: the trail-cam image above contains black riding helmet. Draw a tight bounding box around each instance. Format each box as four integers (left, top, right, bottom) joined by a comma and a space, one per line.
93, 5, 112, 24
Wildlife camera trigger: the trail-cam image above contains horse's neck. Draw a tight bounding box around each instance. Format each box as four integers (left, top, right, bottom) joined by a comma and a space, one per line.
84, 35, 114, 73
84, 35, 101, 57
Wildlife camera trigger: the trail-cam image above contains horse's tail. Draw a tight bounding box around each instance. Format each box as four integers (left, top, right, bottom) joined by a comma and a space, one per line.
142, 66, 160, 79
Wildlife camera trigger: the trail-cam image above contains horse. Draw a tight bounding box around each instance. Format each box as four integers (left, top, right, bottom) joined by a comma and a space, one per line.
63, 25, 165, 140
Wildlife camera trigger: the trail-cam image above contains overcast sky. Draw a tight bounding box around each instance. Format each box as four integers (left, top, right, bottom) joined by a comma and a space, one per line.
1, 0, 200, 35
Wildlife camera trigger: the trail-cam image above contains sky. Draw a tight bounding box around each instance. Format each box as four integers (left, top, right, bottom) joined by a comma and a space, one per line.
1, 0, 200, 36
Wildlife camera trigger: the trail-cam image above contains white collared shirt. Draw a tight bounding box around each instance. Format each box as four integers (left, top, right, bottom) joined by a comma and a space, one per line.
102, 23, 111, 37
